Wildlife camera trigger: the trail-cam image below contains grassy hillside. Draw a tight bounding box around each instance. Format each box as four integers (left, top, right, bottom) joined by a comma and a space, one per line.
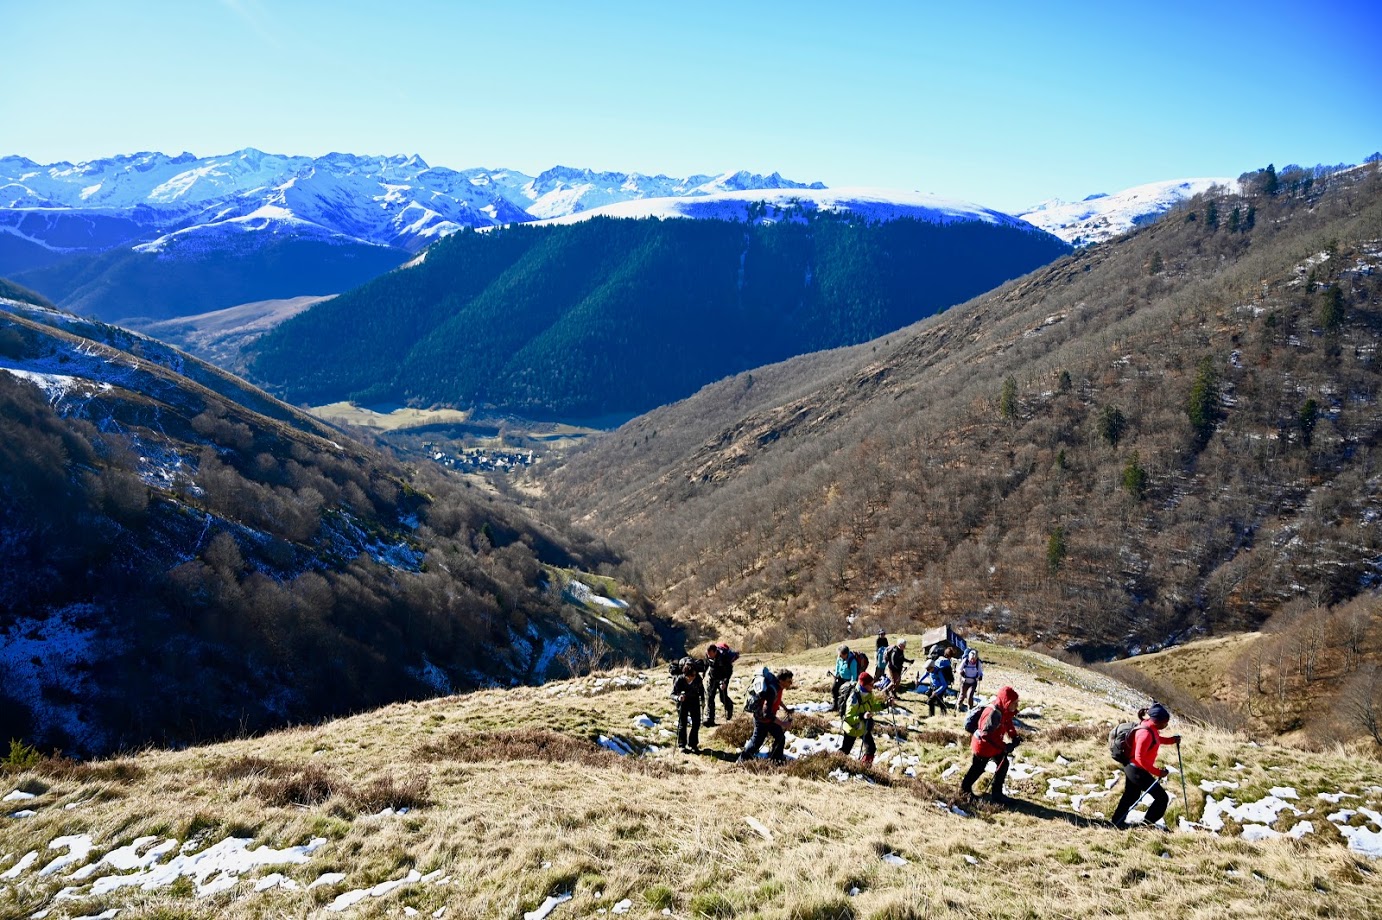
0, 296, 656, 756
1115, 594, 1382, 747
544, 162, 1382, 664
1, 641, 1378, 920
247, 215, 1070, 418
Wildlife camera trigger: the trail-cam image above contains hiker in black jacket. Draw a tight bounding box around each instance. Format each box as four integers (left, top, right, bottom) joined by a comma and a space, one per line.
671, 661, 705, 753
704, 642, 739, 727
884, 639, 912, 697
736, 668, 794, 763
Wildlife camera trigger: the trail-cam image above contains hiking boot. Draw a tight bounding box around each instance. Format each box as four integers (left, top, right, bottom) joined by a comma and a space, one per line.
987, 792, 1012, 805
704, 720, 717, 728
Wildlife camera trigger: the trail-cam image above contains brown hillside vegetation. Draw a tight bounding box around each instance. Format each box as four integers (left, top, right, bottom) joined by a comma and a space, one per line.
545, 163, 1382, 661
1119, 595, 1382, 749
1, 643, 1379, 920
0, 296, 654, 756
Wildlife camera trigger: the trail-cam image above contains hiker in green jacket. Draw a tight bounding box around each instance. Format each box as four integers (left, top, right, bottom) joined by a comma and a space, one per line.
841, 672, 887, 766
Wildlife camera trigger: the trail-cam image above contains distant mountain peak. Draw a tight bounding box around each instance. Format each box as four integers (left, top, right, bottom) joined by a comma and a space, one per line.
1019, 177, 1238, 245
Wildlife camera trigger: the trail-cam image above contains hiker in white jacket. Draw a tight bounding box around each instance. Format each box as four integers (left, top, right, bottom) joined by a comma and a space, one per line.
958, 649, 984, 709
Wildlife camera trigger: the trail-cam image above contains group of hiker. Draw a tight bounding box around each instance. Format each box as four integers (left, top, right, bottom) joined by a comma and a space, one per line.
669, 633, 1184, 830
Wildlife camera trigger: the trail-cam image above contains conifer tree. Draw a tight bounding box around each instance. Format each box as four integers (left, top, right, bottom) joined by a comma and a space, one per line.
1298, 398, 1319, 448
1098, 405, 1127, 447
1319, 283, 1345, 331
999, 376, 1018, 422
1187, 358, 1220, 449
1047, 526, 1067, 574
1122, 452, 1148, 501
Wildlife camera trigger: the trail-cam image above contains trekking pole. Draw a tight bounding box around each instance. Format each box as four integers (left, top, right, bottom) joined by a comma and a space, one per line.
1175, 741, 1190, 827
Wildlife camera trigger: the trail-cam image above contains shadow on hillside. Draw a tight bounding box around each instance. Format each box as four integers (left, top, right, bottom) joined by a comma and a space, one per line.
1002, 797, 1105, 829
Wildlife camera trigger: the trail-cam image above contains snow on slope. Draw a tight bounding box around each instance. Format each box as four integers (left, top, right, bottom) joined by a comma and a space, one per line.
0, 151, 827, 255
1019, 177, 1238, 246
528, 186, 1034, 229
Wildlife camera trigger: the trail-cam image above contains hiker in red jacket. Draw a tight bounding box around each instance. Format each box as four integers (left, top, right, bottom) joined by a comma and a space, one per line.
1111, 702, 1180, 830
959, 685, 1022, 805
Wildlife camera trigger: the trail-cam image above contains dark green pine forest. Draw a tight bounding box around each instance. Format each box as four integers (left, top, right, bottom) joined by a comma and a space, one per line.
248, 215, 1070, 417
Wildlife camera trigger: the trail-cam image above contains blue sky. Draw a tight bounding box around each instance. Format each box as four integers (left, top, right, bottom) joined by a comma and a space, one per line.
4, 0, 1378, 211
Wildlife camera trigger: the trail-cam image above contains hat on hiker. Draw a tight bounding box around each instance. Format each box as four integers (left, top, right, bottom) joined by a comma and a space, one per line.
859, 673, 874, 686
1148, 702, 1170, 723
839, 645, 851, 655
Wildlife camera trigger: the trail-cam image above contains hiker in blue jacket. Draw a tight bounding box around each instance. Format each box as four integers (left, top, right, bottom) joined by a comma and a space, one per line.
924, 658, 951, 717
830, 645, 861, 714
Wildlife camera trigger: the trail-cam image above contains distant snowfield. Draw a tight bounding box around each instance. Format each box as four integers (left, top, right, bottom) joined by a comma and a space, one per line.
1019, 177, 1238, 245
526, 186, 1032, 229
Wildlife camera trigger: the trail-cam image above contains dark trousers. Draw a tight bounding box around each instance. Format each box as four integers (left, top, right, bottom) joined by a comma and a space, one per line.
960, 752, 1010, 798
831, 676, 848, 713
1112, 764, 1168, 827
841, 729, 875, 761
741, 718, 786, 761
959, 679, 978, 709
927, 690, 949, 716
677, 700, 701, 750
706, 674, 733, 724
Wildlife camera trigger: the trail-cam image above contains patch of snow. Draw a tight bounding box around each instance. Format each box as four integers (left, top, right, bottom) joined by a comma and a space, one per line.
1269, 786, 1299, 799
2, 791, 35, 802
1, 851, 37, 879
880, 853, 908, 866
633, 714, 657, 729
524, 893, 573, 920
88, 836, 325, 897
1199, 780, 1239, 793
598, 735, 634, 756
40, 835, 95, 877
1318, 792, 1358, 804
1241, 824, 1282, 843
310, 872, 347, 889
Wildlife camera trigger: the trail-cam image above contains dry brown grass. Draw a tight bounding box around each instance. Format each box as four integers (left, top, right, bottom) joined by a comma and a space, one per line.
1041, 721, 1108, 743
1, 642, 1380, 920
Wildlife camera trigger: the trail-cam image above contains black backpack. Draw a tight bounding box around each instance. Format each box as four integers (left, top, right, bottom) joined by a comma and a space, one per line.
668, 656, 705, 678
1109, 722, 1142, 764
964, 704, 987, 734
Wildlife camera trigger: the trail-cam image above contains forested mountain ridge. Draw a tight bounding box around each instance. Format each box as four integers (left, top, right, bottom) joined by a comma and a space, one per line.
0, 289, 656, 756
247, 214, 1070, 417
543, 163, 1382, 655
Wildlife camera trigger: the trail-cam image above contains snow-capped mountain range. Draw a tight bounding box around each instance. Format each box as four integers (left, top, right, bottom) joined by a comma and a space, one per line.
528, 186, 1031, 229
0, 147, 1237, 262
0, 149, 826, 256
1017, 177, 1239, 246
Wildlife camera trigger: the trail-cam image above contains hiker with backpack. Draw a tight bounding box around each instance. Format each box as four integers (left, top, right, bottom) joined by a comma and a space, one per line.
875, 628, 889, 675
670, 660, 706, 754
840, 672, 886, 765
884, 639, 913, 696
923, 658, 951, 717
830, 645, 864, 714
959, 685, 1022, 805
957, 649, 984, 709
1109, 702, 1180, 830
704, 642, 740, 727
737, 668, 795, 763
